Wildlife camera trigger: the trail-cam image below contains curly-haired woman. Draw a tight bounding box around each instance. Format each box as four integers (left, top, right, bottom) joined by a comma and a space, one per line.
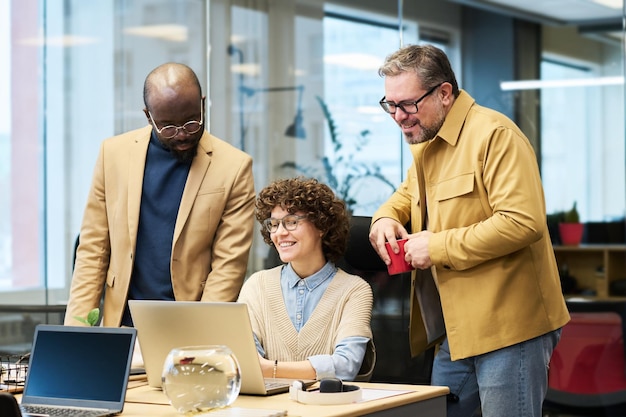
237, 177, 374, 382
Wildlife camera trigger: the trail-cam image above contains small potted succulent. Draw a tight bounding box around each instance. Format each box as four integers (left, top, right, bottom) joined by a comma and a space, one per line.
558, 202, 583, 246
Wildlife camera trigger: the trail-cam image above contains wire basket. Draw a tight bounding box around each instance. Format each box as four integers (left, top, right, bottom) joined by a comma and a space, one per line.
0, 353, 29, 393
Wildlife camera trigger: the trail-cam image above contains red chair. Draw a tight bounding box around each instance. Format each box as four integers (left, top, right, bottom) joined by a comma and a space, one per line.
543, 299, 626, 416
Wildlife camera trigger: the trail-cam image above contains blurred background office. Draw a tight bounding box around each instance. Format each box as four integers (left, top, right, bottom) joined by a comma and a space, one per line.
1, 0, 625, 366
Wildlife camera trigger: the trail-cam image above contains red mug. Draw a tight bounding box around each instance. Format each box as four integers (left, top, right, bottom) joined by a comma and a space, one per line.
384, 239, 415, 275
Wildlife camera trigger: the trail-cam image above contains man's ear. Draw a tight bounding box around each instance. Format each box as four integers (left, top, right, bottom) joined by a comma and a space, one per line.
439, 82, 454, 106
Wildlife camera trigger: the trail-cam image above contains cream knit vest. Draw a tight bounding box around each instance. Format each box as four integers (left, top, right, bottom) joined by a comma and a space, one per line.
239, 266, 373, 362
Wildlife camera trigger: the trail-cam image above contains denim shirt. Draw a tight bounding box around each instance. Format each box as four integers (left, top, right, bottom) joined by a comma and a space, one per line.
253, 262, 368, 380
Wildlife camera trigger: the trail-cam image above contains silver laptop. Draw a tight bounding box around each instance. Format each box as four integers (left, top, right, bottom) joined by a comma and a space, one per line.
128, 300, 314, 396
20, 324, 137, 417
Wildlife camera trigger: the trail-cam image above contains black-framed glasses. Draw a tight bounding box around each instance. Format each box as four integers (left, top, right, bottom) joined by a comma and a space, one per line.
148, 100, 204, 139
263, 214, 308, 233
379, 82, 444, 115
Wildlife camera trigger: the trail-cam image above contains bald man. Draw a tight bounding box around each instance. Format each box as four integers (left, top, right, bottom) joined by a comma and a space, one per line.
65, 62, 256, 327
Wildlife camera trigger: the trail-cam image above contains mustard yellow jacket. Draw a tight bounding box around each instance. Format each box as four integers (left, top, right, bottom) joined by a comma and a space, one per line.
65, 126, 256, 327
373, 90, 570, 360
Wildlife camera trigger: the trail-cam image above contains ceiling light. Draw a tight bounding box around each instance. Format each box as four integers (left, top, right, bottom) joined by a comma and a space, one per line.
589, 0, 623, 10
18, 35, 98, 47
124, 25, 188, 42
500, 76, 624, 90
324, 53, 382, 70
357, 106, 383, 114
230, 63, 261, 77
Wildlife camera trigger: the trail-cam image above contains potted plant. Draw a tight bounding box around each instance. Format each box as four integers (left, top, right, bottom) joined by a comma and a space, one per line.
558, 202, 584, 246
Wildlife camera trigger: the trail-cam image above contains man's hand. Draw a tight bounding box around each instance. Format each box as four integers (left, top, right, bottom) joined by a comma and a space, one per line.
369, 218, 409, 265
405, 231, 433, 269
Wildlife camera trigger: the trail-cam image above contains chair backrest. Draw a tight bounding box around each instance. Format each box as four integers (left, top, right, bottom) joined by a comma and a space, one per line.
338, 216, 434, 385
0, 392, 22, 417
331, 215, 378, 382
544, 299, 626, 415
354, 339, 376, 382
564, 298, 626, 375
340, 215, 388, 272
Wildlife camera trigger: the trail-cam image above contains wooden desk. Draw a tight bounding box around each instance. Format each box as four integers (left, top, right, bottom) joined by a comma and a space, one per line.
121, 382, 449, 416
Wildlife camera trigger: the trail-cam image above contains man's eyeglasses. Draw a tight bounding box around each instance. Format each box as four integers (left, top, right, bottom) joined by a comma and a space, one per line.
263, 214, 308, 233
148, 101, 204, 139
379, 82, 444, 115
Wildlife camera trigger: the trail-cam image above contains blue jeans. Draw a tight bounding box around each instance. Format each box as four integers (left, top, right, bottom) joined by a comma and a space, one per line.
431, 329, 562, 417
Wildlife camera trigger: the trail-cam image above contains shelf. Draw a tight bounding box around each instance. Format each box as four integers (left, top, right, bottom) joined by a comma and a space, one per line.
553, 245, 626, 298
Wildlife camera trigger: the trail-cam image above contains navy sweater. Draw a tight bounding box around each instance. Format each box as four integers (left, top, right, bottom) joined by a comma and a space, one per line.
121, 133, 191, 326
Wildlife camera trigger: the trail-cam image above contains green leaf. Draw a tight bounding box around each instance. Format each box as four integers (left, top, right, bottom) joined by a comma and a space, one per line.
87, 308, 101, 326
73, 316, 91, 325
73, 307, 100, 326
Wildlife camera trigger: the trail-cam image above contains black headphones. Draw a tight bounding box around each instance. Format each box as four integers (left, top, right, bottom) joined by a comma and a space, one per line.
289, 378, 361, 405
319, 378, 360, 393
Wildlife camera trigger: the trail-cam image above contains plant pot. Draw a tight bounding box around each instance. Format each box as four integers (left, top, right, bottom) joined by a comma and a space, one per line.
558, 223, 584, 246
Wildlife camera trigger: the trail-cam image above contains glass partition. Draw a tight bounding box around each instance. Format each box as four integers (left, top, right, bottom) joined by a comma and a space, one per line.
1, 0, 625, 305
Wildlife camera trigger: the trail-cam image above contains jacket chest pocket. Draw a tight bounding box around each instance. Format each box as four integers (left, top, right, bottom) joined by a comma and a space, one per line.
433, 173, 485, 227
435, 173, 474, 201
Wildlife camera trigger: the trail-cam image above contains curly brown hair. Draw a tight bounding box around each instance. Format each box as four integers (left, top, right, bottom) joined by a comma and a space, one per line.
256, 177, 350, 263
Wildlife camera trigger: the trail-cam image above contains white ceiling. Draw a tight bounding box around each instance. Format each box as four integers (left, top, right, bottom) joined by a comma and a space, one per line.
448, 0, 624, 26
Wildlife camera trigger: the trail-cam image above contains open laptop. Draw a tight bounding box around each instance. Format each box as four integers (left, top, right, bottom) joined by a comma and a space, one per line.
128, 300, 314, 396
19, 324, 137, 417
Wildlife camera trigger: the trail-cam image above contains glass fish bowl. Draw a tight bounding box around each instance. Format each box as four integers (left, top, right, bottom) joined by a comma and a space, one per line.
162, 345, 241, 413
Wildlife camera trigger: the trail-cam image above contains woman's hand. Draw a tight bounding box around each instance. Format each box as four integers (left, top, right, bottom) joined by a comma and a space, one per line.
258, 354, 273, 378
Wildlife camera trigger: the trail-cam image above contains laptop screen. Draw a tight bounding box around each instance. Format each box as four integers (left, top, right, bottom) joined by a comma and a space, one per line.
22, 325, 136, 407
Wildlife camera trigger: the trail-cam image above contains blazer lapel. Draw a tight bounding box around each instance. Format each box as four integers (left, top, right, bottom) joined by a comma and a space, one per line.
128, 126, 151, 251
173, 132, 212, 243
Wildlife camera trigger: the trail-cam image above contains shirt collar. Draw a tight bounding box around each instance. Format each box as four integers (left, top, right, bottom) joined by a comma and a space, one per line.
283, 261, 336, 290
436, 89, 475, 146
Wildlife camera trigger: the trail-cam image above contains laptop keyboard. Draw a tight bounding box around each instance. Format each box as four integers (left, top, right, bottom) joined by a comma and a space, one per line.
265, 380, 289, 390
21, 405, 114, 417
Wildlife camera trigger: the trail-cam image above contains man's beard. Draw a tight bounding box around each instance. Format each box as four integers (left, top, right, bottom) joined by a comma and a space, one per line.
157, 136, 200, 163
171, 144, 198, 163
404, 103, 446, 144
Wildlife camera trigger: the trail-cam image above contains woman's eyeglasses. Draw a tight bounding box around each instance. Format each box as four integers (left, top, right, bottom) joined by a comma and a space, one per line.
263, 214, 308, 233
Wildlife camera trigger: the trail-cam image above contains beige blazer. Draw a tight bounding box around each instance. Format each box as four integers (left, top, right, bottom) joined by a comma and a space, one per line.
373, 91, 570, 360
64, 126, 256, 326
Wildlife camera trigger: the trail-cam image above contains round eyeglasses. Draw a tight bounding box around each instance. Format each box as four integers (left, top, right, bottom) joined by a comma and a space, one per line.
263, 214, 308, 233
379, 82, 443, 115
148, 101, 204, 139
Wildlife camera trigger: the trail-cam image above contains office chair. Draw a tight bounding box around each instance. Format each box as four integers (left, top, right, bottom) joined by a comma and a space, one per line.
73, 234, 79, 271
543, 298, 626, 416
0, 392, 22, 417
338, 216, 435, 385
